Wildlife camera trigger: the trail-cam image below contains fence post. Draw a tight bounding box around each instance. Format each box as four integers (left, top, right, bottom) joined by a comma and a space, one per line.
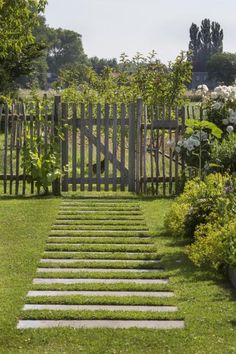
52, 96, 61, 196
181, 106, 186, 175
128, 103, 136, 192
135, 98, 143, 194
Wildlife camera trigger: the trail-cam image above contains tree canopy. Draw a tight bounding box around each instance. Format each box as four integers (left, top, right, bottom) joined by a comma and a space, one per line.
208, 52, 236, 85
0, 0, 47, 94
189, 19, 223, 72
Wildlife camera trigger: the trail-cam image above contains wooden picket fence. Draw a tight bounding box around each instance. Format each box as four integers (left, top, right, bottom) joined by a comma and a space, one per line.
0, 97, 186, 196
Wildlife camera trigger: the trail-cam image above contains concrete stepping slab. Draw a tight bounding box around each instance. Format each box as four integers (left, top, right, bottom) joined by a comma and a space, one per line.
23, 304, 178, 312
27, 290, 175, 297
37, 268, 164, 273
51, 229, 149, 233
61, 202, 139, 204
44, 251, 156, 255
33, 278, 169, 285
58, 211, 142, 214
40, 259, 162, 264
52, 228, 149, 232
48, 234, 150, 238
17, 320, 184, 329
46, 243, 154, 247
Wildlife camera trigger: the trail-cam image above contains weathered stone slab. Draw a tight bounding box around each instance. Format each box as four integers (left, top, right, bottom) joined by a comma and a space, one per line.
17, 320, 184, 329
33, 278, 169, 284
47, 243, 153, 247
40, 259, 161, 264
37, 268, 163, 273
44, 251, 156, 256
23, 304, 177, 312
27, 290, 174, 297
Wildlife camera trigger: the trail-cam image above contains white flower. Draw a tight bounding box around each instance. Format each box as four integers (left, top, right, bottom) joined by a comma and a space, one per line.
222, 118, 229, 125
196, 85, 209, 96
211, 92, 218, 99
228, 111, 236, 124
212, 102, 222, 110
226, 125, 234, 133
229, 116, 236, 124
193, 140, 200, 147
230, 90, 236, 100
187, 145, 194, 152
175, 146, 181, 153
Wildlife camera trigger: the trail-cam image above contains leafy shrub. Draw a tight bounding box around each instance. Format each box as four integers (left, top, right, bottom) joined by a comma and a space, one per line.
187, 219, 236, 270
21, 135, 62, 194
211, 133, 236, 173
164, 174, 234, 239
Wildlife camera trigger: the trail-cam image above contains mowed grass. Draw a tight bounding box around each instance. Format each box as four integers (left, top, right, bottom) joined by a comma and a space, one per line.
0, 195, 236, 354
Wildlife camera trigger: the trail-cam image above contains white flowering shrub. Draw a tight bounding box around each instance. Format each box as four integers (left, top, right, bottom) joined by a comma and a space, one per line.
175, 119, 222, 178
204, 85, 236, 134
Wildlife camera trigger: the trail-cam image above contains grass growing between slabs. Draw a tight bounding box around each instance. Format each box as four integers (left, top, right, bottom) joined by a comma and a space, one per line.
0, 195, 236, 353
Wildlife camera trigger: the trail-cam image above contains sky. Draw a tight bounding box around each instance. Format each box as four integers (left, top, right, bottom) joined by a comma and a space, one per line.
45, 0, 236, 64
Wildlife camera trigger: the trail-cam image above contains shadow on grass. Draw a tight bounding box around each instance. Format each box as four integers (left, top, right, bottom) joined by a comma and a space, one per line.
160, 238, 236, 304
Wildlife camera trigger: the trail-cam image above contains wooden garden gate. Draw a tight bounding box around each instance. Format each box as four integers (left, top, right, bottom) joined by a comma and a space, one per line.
60, 101, 138, 192
61, 99, 185, 195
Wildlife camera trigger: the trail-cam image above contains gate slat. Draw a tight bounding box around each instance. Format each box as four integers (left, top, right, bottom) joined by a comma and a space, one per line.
72, 103, 77, 192
29, 108, 34, 194
162, 106, 166, 196
104, 104, 109, 191
88, 104, 93, 191
175, 108, 179, 194
61, 103, 69, 192
136, 99, 142, 194
96, 104, 101, 191
128, 103, 136, 192
169, 127, 173, 195
150, 123, 155, 195
15, 105, 21, 195
22, 104, 26, 195
143, 106, 147, 194
9, 106, 15, 195
3, 104, 9, 194
156, 126, 160, 195
80, 104, 85, 191
120, 104, 126, 191
112, 104, 117, 191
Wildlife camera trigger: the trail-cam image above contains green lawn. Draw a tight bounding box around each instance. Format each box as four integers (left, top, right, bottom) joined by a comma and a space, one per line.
0, 195, 235, 354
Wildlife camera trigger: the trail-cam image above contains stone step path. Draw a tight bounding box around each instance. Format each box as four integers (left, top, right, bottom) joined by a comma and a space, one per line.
18, 198, 184, 330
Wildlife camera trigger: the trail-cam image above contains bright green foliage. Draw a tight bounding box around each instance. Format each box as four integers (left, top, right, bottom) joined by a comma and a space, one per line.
0, 0, 47, 58
187, 219, 236, 269
90, 56, 118, 75
21, 134, 62, 194
0, 0, 47, 94
211, 133, 236, 173
164, 174, 235, 239
60, 51, 192, 107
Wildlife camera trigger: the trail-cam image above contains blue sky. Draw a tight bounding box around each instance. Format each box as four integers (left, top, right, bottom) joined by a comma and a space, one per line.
45, 0, 236, 63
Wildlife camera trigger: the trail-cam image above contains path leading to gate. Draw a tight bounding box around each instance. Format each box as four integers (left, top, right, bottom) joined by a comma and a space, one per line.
18, 198, 184, 329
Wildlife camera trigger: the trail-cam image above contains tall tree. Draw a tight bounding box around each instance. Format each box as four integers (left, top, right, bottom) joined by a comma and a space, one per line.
90, 57, 118, 75
47, 28, 88, 75
0, 0, 47, 94
208, 52, 236, 85
189, 19, 223, 72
